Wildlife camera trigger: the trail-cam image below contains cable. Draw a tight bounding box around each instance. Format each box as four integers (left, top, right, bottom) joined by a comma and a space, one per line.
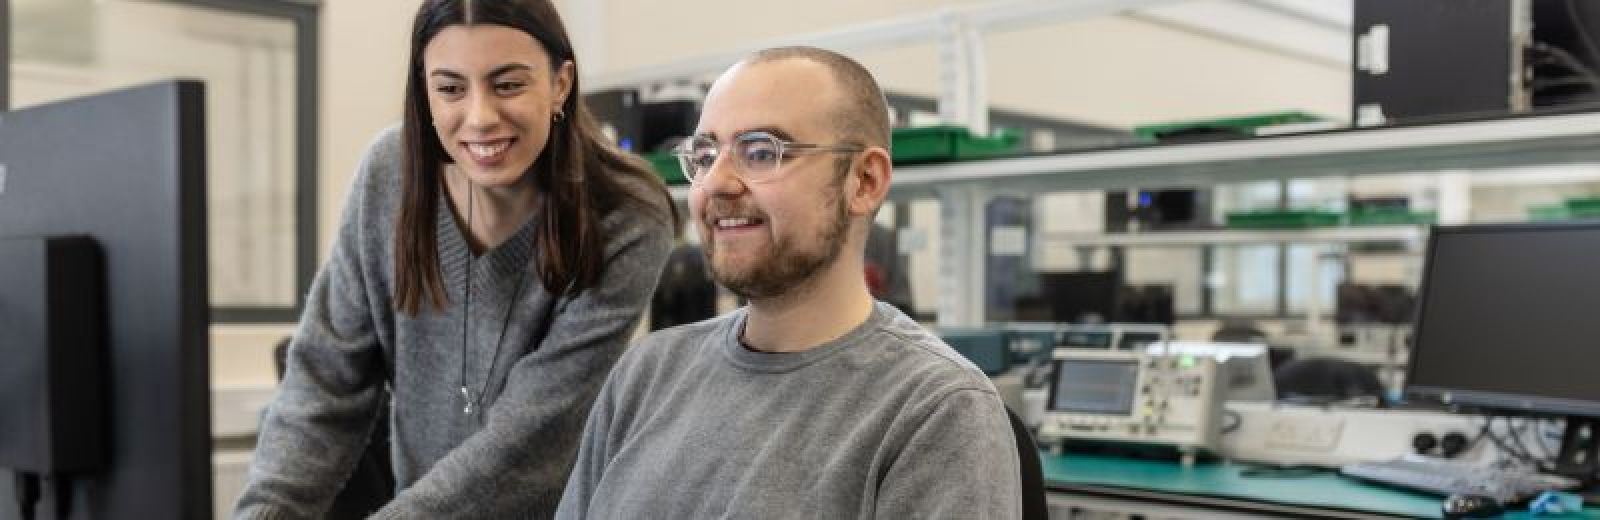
1532, 42, 1600, 91
1532, 77, 1599, 91
48, 475, 73, 519
1479, 415, 1536, 468
1520, 417, 1559, 463
1239, 464, 1331, 479
1568, 0, 1600, 72
1468, 414, 1495, 453
1498, 417, 1538, 465
14, 471, 40, 520
1507, 418, 1549, 471
1220, 410, 1242, 434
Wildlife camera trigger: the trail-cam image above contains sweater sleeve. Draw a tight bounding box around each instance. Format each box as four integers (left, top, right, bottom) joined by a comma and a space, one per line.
875, 388, 1023, 519
234, 131, 395, 520
370, 201, 673, 518
550, 345, 626, 520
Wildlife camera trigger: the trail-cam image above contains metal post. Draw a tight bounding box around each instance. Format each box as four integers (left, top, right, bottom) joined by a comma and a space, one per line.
936, 15, 989, 135
938, 184, 989, 327
1, 0, 10, 111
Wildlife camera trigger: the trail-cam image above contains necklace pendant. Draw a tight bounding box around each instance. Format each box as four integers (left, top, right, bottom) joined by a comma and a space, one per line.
460, 386, 473, 415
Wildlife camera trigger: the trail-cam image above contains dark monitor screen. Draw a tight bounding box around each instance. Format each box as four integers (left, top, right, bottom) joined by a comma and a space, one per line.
1039, 270, 1121, 324
1119, 331, 1164, 350
0, 81, 211, 518
1050, 359, 1140, 415
1407, 223, 1600, 418
1060, 331, 1112, 349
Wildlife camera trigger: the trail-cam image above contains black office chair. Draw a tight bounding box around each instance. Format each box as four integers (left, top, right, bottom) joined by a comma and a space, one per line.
1273, 357, 1387, 407
1211, 318, 1268, 344
273, 337, 395, 517
1006, 406, 1048, 520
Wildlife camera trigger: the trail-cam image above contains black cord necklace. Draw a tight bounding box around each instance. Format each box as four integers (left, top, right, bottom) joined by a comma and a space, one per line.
458, 183, 528, 416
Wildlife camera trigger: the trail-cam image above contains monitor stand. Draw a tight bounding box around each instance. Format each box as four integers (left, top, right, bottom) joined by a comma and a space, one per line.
1554, 417, 1600, 485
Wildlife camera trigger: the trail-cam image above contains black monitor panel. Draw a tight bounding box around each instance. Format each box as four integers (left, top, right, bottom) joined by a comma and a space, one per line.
1039, 271, 1122, 324
0, 80, 211, 519
1407, 223, 1600, 418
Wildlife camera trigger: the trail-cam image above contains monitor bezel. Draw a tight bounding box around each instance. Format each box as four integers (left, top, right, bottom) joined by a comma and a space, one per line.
1404, 221, 1600, 419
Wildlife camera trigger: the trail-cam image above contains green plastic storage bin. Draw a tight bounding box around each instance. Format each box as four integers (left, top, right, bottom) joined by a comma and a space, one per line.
1565, 197, 1600, 218
1348, 209, 1436, 226
1528, 204, 1571, 221
1225, 210, 1343, 229
891, 125, 1021, 165
1133, 111, 1321, 142
644, 152, 687, 186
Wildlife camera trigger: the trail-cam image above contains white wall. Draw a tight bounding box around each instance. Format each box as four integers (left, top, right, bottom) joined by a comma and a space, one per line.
319, 0, 425, 260
593, 0, 1349, 128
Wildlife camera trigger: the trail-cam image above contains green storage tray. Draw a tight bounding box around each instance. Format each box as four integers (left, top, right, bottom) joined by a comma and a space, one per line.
1348, 209, 1436, 226
1529, 204, 1571, 221
1134, 111, 1321, 141
644, 152, 687, 186
892, 125, 1021, 165
1565, 197, 1600, 216
1529, 199, 1600, 221
1225, 210, 1342, 229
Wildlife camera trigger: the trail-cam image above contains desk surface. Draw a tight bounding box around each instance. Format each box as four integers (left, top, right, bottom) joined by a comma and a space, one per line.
1042, 452, 1598, 519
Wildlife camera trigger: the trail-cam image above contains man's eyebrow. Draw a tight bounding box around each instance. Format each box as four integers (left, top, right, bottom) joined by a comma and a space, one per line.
737, 126, 795, 142
693, 126, 797, 143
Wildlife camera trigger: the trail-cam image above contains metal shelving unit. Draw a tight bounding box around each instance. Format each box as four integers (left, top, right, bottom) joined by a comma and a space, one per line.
888, 110, 1600, 198
669, 111, 1600, 326
1040, 226, 1425, 247
892, 110, 1600, 327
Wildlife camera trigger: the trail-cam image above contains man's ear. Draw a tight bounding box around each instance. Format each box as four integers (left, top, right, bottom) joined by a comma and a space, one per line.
847, 147, 893, 217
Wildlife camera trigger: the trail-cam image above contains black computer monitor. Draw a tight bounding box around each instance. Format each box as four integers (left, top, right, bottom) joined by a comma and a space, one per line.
1407, 222, 1600, 480
0, 81, 211, 518
1038, 270, 1122, 324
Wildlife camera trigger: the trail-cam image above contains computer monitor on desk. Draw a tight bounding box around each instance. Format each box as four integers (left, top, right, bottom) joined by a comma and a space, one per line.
1038, 270, 1120, 324
1406, 222, 1600, 482
0, 81, 211, 518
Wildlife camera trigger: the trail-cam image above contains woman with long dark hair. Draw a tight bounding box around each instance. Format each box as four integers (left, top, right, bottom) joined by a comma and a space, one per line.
236, 1, 674, 517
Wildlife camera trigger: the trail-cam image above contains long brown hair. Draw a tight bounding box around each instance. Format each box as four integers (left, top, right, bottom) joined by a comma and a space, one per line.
394, 0, 675, 316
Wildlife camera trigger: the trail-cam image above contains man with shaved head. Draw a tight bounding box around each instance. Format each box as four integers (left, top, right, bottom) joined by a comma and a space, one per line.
555, 46, 1021, 519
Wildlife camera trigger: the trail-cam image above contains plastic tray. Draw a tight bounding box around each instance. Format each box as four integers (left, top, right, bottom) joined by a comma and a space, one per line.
1134, 111, 1321, 141
892, 125, 1021, 165
1225, 210, 1343, 229
1348, 209, 1436, 226
644, 152, 687, 186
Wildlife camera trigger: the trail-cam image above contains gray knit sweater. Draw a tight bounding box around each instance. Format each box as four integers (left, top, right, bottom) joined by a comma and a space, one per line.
235, 126, 673, 519
556, 302, 1022, 519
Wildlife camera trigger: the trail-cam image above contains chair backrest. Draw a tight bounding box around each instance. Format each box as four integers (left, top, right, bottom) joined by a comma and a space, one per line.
1006, 406, 1048, 520
1273, 356, 1386, 405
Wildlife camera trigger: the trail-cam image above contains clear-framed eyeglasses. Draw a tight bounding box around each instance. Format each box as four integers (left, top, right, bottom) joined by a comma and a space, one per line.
674, 131, 864, 184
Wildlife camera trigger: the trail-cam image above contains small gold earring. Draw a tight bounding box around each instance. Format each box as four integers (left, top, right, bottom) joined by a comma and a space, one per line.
552, 111, 566, 123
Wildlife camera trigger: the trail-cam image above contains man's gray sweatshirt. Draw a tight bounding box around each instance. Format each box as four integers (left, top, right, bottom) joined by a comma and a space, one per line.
556, 302, 1022, 519
235, 126, 673, 519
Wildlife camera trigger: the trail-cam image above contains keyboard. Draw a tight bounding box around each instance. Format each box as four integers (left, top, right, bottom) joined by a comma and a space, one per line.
1341, 455, 1583, 504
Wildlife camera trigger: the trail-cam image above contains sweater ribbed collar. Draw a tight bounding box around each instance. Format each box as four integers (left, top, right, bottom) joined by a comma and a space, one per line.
434, 191, 538, 301
718, 302, 892, 374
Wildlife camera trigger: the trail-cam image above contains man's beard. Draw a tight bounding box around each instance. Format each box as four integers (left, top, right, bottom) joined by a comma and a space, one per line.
705, 188, 850, 301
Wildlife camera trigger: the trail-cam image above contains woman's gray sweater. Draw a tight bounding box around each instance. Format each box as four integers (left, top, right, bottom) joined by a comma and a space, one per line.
235, 126, 673, 519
